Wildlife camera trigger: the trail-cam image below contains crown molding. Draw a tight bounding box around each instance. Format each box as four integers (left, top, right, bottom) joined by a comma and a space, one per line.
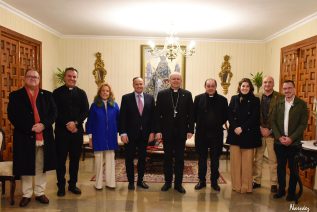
1, 0, 316, 43
264, 11, 317, 42
61, 34, 264, 44
0, 0, 62, 37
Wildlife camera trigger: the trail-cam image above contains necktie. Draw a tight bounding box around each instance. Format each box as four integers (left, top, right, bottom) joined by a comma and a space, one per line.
137, 94, 143, 115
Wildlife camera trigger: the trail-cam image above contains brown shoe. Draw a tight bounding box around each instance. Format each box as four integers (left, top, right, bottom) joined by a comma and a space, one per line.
35, 195, 50, 204
19, 197, 31, 207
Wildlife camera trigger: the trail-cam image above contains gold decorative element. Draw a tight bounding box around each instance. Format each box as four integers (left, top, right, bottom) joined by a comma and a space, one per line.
93, 52, 107, 86
219, 55, 233, 95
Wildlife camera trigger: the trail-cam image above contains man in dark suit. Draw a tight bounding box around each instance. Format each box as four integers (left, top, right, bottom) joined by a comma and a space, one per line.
155, 72, 194, 194
120, 77, 155, 190
53, 67, 89, 196
271, 80, 308, 201
193, 79, 228, 191
7, 69, 57, 207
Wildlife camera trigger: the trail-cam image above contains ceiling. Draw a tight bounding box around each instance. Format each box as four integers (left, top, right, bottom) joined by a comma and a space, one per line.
2, 0, 317, 40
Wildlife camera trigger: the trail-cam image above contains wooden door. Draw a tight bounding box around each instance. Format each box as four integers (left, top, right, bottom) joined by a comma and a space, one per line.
0, 26, 41, 160
297, 44, 317, 140
280, 49, 299, 90
281, 35, 317, 189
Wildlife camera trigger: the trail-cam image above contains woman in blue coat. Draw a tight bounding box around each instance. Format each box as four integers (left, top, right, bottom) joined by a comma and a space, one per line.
86, 83, 119, 189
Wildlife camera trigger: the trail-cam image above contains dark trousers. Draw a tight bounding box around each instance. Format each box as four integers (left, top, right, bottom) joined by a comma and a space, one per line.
55, 128, 83, 188
124, 131, 147, 183
197, 139, 223, 184
274, 144, 300, 195
163, 137, 186, 186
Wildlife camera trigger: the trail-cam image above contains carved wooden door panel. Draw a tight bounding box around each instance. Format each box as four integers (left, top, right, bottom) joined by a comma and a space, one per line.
281, 36, 317, 190
298, 44, 317, 140
0, 26, 41, 160
280, 49, 299, 90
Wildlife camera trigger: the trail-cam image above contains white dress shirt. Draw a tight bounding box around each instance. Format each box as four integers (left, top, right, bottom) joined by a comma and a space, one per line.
284, 98, 294, 136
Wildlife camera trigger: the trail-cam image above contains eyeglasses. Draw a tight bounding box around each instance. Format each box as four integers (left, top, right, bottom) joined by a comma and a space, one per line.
25, 75, 39, 79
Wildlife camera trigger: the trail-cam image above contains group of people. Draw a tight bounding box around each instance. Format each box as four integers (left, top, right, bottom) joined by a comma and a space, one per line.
7, 67, 308, 208
8, 67, 89, 207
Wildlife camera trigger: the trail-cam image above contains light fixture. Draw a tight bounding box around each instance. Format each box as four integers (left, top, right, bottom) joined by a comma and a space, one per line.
148, 31, 195, 61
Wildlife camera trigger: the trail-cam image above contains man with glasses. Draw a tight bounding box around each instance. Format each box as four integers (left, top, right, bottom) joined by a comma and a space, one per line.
7, 69, 57, 207
271, 80, 308, 201
53, 67, 89, 196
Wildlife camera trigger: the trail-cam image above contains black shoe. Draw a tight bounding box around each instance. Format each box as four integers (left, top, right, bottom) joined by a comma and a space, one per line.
19, 197, 31, 207
273, 191, 285, 199
286, 194, 296, 201
174, 185, 186, 194
271, 185, 278, 193
252, 182, 261, 189
161, 183, 172, 191
35, 195, 49, 204
68, 186, 82, 195
211, 183, 221, 191
137, 181, 149, 189
128, 182, 135, 190
57, 187, 65, 197
194, 181, 206, 190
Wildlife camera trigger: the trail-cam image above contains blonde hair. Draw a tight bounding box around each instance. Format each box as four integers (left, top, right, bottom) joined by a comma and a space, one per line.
94, 83, 115, 107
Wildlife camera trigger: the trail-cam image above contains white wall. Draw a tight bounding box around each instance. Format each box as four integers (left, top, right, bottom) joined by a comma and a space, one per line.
2, 4, 317, 105
59, 39, 265, 104
265, 19, 317, 88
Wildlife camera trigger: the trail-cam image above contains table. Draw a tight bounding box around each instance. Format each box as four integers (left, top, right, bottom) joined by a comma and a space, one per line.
301, 140, 317, 190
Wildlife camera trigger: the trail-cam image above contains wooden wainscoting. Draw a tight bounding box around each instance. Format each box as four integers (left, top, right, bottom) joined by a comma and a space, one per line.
0, 26, 42, 160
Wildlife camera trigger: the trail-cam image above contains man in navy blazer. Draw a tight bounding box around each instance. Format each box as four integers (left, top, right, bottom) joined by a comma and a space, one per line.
119, 77, 155, 190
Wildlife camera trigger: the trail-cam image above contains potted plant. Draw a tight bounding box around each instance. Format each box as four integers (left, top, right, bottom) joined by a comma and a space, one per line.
55, 67, 65, 86
251, 72, 263, 93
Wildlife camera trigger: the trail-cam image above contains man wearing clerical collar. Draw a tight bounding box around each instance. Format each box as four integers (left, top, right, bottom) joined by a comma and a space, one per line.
271, 80, 308, 201
193, 79, 228, 192
53, 67, 89, 197
155, 72, 194, 194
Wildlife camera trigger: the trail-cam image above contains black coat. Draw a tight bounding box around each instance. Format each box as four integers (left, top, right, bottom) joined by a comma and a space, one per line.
7, 88, 57, 176
227, 93, 261, 149
53, 85, 89, 133
155, 88, 194, 141
119, 92, 155, 141
194, 92, 228, 148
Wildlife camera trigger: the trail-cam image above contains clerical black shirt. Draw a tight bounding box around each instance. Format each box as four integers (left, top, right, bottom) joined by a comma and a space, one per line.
53, 85, 89, 129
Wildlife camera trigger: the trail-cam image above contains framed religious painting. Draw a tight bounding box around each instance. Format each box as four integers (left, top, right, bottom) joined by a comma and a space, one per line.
141, 45, 186, 100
